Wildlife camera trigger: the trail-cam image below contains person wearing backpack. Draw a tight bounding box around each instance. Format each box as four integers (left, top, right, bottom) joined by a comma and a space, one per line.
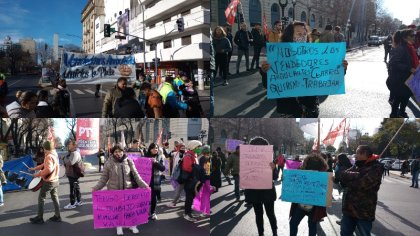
52, 79, 70, 117
167, 143, 186, 207
63, 140, 83, 210
410, 155, 420, 188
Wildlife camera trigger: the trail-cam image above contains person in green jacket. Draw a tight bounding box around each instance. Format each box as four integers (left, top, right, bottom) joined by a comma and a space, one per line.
224, 146, 240, 200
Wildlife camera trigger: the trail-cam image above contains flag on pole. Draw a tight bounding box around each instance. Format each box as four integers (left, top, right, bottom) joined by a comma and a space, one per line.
156, 129, 163, 146
263, 13, 269, 39
322, 118, 347, 146
323, 121, 335, 146
225, 0, 240, 25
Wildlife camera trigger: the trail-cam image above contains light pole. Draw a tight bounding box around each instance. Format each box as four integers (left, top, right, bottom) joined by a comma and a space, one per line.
292, 0, 297, 21
279, 0, 288, 27
346, 20, 351, 48
138, 0, 146, 72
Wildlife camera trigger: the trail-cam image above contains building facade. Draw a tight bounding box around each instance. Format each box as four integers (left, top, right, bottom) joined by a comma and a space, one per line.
93, 0, 211, 89
18, 38, 37, 64
81, 0, 105, 54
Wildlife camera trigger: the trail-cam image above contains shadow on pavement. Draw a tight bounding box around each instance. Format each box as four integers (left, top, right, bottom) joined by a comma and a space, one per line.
210, 200, 252, 236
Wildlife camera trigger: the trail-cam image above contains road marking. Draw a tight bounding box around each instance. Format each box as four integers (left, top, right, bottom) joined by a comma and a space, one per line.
236, 91, 266, 116
73, 89, 84, 95
100, 90, 107, 94
84, 89, 95, 95
8, 79, 24, 87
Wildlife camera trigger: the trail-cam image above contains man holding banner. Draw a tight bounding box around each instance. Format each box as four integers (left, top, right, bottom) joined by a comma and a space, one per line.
339, 145, 383, 236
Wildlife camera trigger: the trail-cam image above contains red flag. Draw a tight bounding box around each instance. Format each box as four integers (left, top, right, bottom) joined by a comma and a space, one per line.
323, 118, 347, 145
156, 129, 163, 146
263, 13, 269, 39
323, 121, 335, 146
225, 0, 240, 25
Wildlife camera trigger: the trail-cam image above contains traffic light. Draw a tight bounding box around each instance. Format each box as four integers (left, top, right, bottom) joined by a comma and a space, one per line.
176, 18, 184, 32
152, 58, 160, 66
104, 24, 111, 37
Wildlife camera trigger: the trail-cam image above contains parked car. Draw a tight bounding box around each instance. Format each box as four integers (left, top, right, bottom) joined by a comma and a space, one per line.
368, 36, 381, 46
391, 160, 404, 170
38, 76, 54, 88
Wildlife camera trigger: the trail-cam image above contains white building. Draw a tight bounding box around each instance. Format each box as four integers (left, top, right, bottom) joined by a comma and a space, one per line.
53, 33, 59, 62
18, 38, 37, 64
94, 0, 211, 89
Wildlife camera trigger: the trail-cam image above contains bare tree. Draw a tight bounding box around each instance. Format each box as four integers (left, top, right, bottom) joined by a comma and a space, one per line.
37, 42, 53, 67
66, 118, 77, 140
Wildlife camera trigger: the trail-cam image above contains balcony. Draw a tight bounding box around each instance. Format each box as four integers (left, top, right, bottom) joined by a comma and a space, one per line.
143, 0, 195, 23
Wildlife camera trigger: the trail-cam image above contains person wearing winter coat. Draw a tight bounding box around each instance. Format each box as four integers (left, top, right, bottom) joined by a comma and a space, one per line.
63, 140, 83, 210
182, 79, 203, 118
339, 145, 383, 236
145, 143, 165, 221
92, 144, 149, 236
234, 23, 253, 74
113, 87, 145, 118
101, 77, 127, 117
213, 26, 232, 86
251, 23, 266, 70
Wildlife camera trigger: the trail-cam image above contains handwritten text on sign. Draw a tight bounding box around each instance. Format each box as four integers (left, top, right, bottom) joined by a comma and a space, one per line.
281, 169, 333, 207
239, 145, 273, 189
127, 153, 153, 186
92, 188, 151, 229
406, 67, 420, 106
225, 139, 244, 152
266, 42, 346, 99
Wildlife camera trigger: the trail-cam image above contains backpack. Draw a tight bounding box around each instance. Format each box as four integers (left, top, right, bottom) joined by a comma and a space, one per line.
73, 160, 85, 178
172, 159, 183, 184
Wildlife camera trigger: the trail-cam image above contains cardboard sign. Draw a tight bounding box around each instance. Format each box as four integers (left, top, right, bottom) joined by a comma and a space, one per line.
92, 188, 151, 229
281, 169, 333, 207
266, 42, 346, 98
285, 159, 302, 170
60, 52, 135, 84
127, 153, 153, 186
239, 145, 273, 189
225, 139, 244, 152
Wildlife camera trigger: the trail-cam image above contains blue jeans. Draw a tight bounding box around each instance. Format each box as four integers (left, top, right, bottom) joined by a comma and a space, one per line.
289, 205, 317, 236
412, 171, 419, 188
340, 214, 372, 236
233, 175, 240, 199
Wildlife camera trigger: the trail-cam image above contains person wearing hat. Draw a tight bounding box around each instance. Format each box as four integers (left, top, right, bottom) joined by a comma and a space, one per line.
181, 140, 202, 222
251, 23, 266, 70
167, 142, 186, 207
195, 145, 211, 216
28, 141, 62, 224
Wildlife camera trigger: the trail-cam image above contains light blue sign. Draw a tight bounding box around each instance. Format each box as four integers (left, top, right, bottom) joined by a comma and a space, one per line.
281, 169, 332, 207
266, 42, 346, 99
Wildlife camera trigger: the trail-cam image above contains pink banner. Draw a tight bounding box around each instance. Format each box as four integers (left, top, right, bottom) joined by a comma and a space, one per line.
239, 145, 273, 189
286, 160, 302, 170
127, 153, 153, 186
76, 118, 100, 156
193, 180, 211, 215
92, 188, 151, 229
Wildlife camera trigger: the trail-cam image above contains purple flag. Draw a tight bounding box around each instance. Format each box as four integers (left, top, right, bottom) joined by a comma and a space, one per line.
285, 160, 302, 170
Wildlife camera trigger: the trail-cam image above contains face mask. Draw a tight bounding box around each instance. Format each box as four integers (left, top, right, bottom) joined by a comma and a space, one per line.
194, 148, 202, 155
294, 35, 307, 42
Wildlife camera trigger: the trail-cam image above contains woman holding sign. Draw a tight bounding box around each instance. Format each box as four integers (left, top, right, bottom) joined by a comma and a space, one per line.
92, 144, 149, 236
260, 21, 348, 117
245, 136, 278, 236
288, 153, 328, 236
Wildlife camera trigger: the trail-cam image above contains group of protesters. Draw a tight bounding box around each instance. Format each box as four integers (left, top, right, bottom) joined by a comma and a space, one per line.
212, 138, 384, 236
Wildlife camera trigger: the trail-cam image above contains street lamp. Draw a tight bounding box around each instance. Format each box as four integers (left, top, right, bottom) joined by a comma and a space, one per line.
292, 0, 297, 21
279, 0, 288, 19
137, 0, 146, 72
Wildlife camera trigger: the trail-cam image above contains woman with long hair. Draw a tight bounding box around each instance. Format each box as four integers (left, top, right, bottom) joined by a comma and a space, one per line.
387, 29, 418, 117
213, 26, 232, 86
145, 143, 165, 220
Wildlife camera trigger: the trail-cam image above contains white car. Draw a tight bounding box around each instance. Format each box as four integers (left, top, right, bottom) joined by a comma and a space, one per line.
391, 160, 404, 170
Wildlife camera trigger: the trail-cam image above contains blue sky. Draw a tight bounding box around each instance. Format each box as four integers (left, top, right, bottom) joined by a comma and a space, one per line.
0, 0, 86, 46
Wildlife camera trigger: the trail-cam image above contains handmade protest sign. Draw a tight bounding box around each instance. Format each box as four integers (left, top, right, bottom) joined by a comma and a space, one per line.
225, 139, 244, 152
92, 188, 151, 229
266, 42, 346, 98
285, 159, 302, 170
239, 145, 273, 189
60, 52, 135, 84
281, 169, 333, 207
127, 153, 152, 185
405, 68, 420, 106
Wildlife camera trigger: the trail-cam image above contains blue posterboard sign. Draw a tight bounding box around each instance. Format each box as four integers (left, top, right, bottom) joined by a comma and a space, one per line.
2, 155, 35, 192
281, 169, 333, 207
266, 42, 346, 99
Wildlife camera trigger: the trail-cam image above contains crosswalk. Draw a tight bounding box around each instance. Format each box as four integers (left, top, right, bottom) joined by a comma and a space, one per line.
49, 89, 107, 96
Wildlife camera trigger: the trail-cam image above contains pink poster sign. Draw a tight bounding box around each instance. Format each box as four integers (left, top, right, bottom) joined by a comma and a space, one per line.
127, 153, 153, 186
285, 160, 302, 170
239, 145, 273, 189
92, 188, 151, 229
193, 180, 211, 215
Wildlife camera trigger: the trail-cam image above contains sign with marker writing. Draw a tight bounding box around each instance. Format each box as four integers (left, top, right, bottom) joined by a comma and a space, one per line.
405, 67, 420, 106
225, 139, 244, 152
92, 188, 151, 229
281, 169, 333, 207
127, 153, 153, 186
285, 159, 302, 170
239, 145, 273, 189
266, 42, 346, 98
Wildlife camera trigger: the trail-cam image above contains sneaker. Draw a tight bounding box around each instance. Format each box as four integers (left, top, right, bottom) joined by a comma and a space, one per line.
129, 226, 139, 234
30, 216, 44, 224
64, 203, 76, 210
184, 214, 197, 222
116, 226, 124, 236
75, 201, 84, 206
222, 81, 229, 86
150, 213, 157, 220
49, 215, 62, 222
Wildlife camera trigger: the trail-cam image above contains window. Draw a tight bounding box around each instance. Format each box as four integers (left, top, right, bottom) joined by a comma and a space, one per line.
271, 4, 280, 26
300, 11, 307, 23
319, 16, 323, 28
150, 43, 156, 51
163, 40, 172, 49
310, 14, 316, 29
181, 36, 191, 45
249, 0, 262, 25
217, 0, 229, 25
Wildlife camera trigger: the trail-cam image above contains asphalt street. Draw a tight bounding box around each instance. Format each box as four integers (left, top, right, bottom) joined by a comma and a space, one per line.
0, 161, 209, 236
210, 170, 420, 236
214, 46, 420, 118
5, 75, 210, 117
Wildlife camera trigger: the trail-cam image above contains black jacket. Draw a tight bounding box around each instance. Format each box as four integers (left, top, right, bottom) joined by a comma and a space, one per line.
35, 103, 57, 118
251, 28, 266, 48
234, 29, 252, 50
113, 97, 145, 118
387, 43, 413, 97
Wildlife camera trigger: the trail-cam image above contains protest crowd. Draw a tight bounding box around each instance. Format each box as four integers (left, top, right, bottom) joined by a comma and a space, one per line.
212, 137, 387, 236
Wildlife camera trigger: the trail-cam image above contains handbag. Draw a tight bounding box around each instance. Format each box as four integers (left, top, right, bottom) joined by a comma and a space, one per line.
73, 160, 85, 178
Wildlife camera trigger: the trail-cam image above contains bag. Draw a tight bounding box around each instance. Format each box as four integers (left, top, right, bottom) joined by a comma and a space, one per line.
128, 159, 138, 188
73, 160, 85, 178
